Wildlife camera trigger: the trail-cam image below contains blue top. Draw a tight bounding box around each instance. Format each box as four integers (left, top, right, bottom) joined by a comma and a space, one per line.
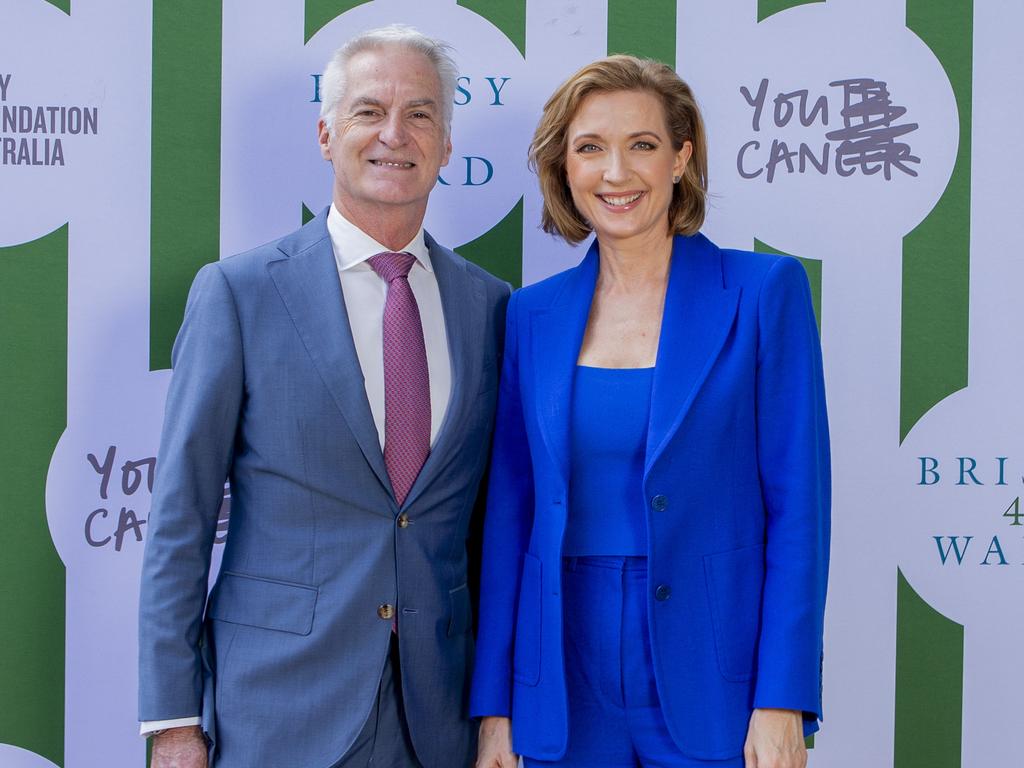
563, 365, 654, 556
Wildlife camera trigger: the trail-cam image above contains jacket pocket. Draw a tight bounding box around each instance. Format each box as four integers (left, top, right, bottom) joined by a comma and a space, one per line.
207, 571, 318, 636
512, 552, 542, 686
703, 544, 764, 682
448, 583, 472, 636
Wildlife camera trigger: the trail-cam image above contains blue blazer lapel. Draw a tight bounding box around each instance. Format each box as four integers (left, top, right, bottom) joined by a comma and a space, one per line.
529, 242, 600, 488
645, 234, 739, 474
401, 234, 487, 510
266, 208, 392, 497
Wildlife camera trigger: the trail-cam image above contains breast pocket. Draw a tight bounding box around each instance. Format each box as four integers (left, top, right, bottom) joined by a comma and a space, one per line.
703, 544, 764, 682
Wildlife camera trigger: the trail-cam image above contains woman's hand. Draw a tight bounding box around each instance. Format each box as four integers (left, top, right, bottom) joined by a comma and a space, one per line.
743, 708, 807, 768
476, 716, 517, 768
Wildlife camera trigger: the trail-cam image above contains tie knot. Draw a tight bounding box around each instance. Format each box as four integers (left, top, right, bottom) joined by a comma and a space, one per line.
368, 251, 416, 283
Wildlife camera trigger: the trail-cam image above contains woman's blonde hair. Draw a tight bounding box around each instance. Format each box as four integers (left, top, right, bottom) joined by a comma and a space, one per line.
530, 55, 708, 244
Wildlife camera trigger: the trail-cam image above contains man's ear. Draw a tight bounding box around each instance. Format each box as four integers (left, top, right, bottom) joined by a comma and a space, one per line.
317, 119, 332, 160
441, 136, 452, 168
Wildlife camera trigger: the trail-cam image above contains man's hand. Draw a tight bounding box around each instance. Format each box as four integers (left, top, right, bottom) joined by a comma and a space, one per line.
476, 716, 517, 768
150, 725, 208, 768
743, 708, 807, 768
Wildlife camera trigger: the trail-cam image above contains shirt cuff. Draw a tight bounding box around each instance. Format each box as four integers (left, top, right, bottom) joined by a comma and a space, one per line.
139, 717, 202, 736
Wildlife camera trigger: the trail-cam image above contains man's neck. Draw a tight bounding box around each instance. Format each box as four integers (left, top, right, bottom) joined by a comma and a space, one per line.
334, 197, 426, 252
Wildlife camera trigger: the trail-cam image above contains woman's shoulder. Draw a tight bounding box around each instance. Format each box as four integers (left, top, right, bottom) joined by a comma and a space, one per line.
510, 245, 598, 310
695, 234, 809, 291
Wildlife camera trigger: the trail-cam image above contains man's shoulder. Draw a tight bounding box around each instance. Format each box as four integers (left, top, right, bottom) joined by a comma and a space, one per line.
424, 232, 511, 299
215, 215, 331, 281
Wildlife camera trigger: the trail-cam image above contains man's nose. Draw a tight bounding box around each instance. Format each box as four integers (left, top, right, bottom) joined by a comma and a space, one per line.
378, 113, 408, 147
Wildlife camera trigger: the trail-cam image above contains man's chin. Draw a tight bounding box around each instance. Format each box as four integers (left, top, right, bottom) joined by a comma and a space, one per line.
362, 187, 432, 209
337, 189, 432, 226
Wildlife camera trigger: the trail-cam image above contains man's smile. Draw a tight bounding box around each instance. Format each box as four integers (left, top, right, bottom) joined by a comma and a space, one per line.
370, 159, 416, 168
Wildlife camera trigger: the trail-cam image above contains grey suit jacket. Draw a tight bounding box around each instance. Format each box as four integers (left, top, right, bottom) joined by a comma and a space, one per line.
138, 208, 510, 768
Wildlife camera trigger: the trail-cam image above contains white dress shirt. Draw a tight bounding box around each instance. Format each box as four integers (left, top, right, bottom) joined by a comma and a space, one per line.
140, 206, 452, 736
326, 203, 452, 448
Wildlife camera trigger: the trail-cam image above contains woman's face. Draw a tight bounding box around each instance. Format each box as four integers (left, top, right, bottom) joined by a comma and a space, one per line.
564, 89, 691, 249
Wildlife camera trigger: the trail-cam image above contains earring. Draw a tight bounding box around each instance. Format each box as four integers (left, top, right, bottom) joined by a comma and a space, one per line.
672, 175, 681, 184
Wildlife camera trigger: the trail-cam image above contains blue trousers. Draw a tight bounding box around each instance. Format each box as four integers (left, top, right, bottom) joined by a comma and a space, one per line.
524, 557, 743, 768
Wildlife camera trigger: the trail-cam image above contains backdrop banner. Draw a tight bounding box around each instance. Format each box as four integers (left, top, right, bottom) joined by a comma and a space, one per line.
1, 1, 1020, 766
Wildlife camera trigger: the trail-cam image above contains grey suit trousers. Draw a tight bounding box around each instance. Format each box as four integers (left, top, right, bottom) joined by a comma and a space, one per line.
333, 635, 423, 768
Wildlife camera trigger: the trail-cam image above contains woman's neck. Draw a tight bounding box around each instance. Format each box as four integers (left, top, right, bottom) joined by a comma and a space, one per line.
595, 232, 674, 292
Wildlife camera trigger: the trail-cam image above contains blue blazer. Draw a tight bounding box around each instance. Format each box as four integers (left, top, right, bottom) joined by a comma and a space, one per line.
138, 209, 509, 768
469, 234, 830, 761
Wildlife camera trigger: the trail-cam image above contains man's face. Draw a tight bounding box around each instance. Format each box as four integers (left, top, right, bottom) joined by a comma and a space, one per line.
318, 46, 452, 225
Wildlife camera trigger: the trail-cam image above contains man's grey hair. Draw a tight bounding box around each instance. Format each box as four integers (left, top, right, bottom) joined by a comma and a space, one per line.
319, 24, 458, 137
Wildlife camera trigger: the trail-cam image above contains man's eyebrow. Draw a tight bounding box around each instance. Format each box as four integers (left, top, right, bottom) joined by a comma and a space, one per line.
349, 96, 384, 110
348, 97, 439, 111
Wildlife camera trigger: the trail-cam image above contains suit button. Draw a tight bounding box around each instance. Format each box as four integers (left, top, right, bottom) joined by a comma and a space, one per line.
397, 513, 410, 528
377, 604, 395, 620
655, 584, 671, 601
651, 494, 668, 512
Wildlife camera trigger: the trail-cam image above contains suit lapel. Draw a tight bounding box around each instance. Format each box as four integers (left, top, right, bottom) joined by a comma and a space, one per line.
530, 242, 600, 488
645, 234, 739, 475
266, 210, 392, 496
401, 235, 487, 510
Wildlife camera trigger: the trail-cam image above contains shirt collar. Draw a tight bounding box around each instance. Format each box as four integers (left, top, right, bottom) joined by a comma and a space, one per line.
327, 203, 432, 273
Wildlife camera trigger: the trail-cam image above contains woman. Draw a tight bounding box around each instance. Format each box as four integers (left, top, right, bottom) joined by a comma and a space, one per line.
470, 56, 829, 768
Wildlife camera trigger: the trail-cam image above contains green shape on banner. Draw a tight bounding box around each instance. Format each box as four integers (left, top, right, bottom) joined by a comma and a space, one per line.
757, 0, 825, 23
455, 197, 523, 289
607, 0, 676, 65
305, 0, 371, 43
150, 0, 223, 371
302, 203, 317, 225
754, 239, 822, 332
899, 0, 972, 443
894, 569, 964, 768
458, 0, 526, 57
0, 225, 68, 766
44, 0, 71, 13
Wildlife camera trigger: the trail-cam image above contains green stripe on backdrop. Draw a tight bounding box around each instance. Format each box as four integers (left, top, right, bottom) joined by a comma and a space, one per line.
0, 225, 68, 766
44, 0, 70, 14
899, 0, 972, 443
302, 203, 317, 225
608, 0, 676, 65
754, 239, 822, 332
455, 197, 523, 289
458, 0, 526, 57
757, 0, 825, 23
150, 0, 223, 371
894, 569, 964, 768
305, 0, 371, 43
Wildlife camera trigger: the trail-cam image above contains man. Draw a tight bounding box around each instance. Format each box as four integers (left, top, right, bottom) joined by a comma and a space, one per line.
138, 25, 510, 768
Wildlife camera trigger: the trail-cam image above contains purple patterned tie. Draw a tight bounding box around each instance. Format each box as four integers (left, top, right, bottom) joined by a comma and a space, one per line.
367, 251, 430, 506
